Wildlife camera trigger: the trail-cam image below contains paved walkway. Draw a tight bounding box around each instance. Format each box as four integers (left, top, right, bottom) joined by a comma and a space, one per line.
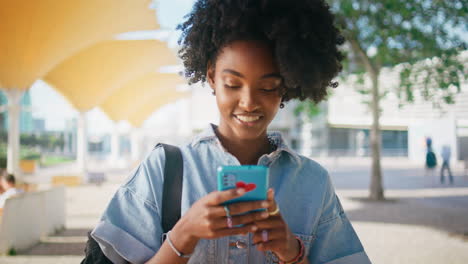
1, 157, 467, 263
327, 158, 468, 264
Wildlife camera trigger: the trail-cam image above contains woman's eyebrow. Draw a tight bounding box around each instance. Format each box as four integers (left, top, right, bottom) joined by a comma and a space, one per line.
222, 69, 281, 79
222, 69, 244, 78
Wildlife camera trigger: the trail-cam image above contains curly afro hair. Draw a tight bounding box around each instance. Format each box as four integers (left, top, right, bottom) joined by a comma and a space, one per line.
177, 0, 344, 103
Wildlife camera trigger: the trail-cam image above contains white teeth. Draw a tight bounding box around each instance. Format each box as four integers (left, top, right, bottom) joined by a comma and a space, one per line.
236, 115, 260, 122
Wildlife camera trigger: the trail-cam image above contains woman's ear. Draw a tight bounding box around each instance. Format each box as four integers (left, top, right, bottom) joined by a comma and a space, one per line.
206, 62, 215, 89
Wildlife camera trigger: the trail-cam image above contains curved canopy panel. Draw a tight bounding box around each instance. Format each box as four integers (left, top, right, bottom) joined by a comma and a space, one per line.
100, 73, 184, 122
44, 40, 178, 112
127, 90, 189, 127
0, 0, 158, 90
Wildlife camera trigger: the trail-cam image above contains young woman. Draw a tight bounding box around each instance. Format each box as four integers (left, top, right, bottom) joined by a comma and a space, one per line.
91, 1, 371, 263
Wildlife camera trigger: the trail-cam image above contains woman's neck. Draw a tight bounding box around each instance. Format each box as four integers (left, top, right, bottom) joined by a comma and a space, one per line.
215, 128, 271, 165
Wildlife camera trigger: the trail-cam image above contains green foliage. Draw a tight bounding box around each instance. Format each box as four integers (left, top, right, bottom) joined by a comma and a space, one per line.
294, 88, 334, 120
0, 132, 65, 151
40, 156, 74, 167
329, 0, 466, 106
0, 156, 5, 169
19, 147, 41, 161
0, 143, 41, 168
21, 153, 41, 161
22, 133, 64, 150
294, 101, 322, 120
295, 1, 466, 121
0, 132, 67, 168
0, 144, 6, 167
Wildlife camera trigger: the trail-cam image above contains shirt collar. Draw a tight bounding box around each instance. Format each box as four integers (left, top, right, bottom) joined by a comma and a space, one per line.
191, 123, 301, 165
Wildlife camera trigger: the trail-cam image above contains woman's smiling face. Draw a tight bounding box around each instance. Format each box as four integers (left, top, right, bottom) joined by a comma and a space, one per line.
207, 40, 283, 141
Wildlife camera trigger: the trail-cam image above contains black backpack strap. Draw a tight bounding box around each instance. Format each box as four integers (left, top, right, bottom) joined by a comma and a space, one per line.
81, 143, 183, 263
158, 143, 184, 234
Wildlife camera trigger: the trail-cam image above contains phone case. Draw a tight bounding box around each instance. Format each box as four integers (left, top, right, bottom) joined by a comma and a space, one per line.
217, 165, 269, 205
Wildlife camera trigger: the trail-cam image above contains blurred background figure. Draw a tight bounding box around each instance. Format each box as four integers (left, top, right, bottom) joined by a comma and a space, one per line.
425, 136, 432, 150
0, 173, 23, 208
425, 137, 437, 184
440, 144, 454, 185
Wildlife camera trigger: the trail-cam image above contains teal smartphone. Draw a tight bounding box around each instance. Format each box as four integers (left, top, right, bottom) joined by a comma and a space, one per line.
217, 165, 269, 207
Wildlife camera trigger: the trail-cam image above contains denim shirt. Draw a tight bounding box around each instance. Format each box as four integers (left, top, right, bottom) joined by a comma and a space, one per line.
91, 124, 371, 264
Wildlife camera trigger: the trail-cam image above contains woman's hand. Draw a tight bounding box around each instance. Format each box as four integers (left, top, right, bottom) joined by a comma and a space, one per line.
251, 188, 301, 262
173, 187, 271, 244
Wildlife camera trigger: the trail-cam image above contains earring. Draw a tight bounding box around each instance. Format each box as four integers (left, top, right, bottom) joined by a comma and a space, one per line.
212, 90, 216, 96
279, 103, 285, 109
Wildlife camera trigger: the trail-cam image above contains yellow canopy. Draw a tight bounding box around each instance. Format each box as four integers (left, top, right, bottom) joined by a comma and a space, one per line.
100, 73, 185, 122
0, 0, 158, 90
44, 40, 179, 112
127, 90, 189, 127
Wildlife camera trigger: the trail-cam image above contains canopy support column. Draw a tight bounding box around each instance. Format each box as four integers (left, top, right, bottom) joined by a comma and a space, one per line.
5, 89, 24, 179
110, 123, 120, 167
77, 111, 88, 174
130, 127, 141, 163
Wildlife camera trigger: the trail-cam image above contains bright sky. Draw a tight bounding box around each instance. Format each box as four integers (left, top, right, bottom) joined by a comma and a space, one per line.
30, 0, 195, 133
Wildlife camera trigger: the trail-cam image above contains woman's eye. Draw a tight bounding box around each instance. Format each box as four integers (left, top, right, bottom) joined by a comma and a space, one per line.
259, 80, 282, 92
224, 84, 240, 89
261, 87, 279, 92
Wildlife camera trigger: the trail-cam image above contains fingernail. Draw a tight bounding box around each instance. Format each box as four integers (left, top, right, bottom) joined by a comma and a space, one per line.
261, 201, 269, 207
237, 188, 245, 195
251, 226, 258, 231
261, 212, 269, 218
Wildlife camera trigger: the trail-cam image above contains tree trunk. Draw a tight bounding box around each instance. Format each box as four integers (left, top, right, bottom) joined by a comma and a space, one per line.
369, 73, 385, 200
344, 35, 385, 200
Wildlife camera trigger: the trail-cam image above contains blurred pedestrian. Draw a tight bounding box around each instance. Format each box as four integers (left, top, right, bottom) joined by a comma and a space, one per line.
424, 136, 437, 186
0, 174, 24, 208
425, 146, 437, 182
426, 136, 432, 149
440, 145, 454, 184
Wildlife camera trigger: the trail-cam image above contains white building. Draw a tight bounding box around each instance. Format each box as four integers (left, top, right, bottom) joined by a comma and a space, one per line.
316, 57, 468, 163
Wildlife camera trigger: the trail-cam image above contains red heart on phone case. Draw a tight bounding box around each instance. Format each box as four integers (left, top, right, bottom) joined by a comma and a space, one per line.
236, 181, 256, 191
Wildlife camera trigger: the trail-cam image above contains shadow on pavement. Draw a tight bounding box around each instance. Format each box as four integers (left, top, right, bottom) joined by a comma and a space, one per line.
18, 228, 90, 256
345, 195, 468, 240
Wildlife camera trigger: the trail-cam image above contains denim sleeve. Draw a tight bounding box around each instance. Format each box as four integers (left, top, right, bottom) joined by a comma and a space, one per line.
91, 147, 166, 264
308, 173, 372, 264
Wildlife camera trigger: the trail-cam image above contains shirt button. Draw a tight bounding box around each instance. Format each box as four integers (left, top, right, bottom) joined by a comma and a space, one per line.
236, 240, 247, 249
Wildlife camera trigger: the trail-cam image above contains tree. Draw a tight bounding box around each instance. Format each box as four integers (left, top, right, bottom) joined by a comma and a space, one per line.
324, 0, 466, 200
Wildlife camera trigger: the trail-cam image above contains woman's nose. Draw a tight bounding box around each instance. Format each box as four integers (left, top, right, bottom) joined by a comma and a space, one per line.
238, 88, 259, 112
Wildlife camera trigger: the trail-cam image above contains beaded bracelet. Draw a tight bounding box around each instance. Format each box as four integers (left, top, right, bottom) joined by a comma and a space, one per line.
277, 236, 306, 264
